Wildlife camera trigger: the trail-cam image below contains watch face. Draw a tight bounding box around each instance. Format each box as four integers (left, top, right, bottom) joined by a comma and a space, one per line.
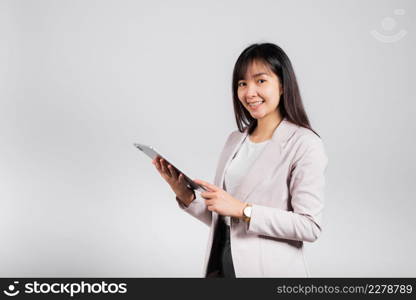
244, 206, 252, 217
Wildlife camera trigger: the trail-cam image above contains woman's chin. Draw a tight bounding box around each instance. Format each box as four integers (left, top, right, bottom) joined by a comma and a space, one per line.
250, 111, 266, 119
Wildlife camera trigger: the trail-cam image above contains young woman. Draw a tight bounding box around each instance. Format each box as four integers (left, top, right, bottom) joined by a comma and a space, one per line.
152, 43, 328, 278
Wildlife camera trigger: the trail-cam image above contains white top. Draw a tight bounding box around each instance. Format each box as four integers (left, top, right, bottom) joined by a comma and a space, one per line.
222, 135, 270, 226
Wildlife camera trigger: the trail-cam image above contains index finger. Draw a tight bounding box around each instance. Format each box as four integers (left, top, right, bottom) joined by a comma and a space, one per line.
193, 179, 218, 192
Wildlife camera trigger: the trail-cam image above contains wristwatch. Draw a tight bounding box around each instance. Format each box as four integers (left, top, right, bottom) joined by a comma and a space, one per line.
242, 203, 252, 222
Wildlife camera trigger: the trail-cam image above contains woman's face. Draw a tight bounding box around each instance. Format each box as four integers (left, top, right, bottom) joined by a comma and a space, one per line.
237, 60, 283, 120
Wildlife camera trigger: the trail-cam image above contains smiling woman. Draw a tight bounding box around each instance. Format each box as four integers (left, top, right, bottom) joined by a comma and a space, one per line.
232, 43, 319, 138
153, 42, 328, 278
237, 64, 281, 120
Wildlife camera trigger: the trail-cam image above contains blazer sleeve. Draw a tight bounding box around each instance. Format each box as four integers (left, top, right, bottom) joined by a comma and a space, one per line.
175, 192, 212, 227
247, 134, 328, 242
175, 131, 237, 227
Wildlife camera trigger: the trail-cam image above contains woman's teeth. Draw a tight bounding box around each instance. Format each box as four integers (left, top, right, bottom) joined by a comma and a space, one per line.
248, 101, 264, 107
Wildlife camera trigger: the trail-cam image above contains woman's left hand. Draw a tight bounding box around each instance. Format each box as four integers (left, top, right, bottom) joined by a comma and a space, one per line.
193, 179, 247, 218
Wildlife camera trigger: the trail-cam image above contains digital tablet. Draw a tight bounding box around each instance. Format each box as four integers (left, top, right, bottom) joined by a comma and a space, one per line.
134, 143, 208, 192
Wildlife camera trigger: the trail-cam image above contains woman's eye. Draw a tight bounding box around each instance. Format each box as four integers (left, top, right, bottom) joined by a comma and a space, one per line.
238, 82, 246, 87
258, 79, 266, 83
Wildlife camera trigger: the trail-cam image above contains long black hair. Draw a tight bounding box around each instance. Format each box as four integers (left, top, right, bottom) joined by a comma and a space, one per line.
232, 43, 319, 137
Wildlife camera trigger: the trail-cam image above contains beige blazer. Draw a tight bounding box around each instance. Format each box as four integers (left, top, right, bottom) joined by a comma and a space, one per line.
177, 118, 328, 277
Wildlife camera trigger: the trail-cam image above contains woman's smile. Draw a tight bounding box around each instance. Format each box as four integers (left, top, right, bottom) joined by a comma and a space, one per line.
247, 100, 265, 109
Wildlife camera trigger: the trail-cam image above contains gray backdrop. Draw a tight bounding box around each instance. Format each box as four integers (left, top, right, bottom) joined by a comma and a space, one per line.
1, 0, 415, 277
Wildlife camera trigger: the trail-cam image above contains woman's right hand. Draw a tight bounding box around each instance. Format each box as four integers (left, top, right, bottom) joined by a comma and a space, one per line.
152, 156, 195, 206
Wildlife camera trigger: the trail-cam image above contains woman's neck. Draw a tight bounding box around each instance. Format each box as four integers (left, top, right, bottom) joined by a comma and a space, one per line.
250, 110, 283, 142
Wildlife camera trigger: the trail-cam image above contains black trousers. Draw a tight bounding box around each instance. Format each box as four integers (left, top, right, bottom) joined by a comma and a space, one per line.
205, 217, 236, 278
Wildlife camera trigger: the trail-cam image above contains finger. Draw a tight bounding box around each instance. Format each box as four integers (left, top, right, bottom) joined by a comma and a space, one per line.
166, 164, 174, 178
205, 202, 215, 211
167, 164, 178, 179
178, 173, 190, 187
163, 161, 173, 177
152, 158, 171, 181
154, 157, 162, 169
178, 173, 185, 184
193, 179, 218, 192
201, 191, 216, 198
204, 198, 215, 206
200, 193, 216, 201
156, 160, 166, 177
155, 164, 168, 179
160, 159, 171, 177
152, 158, 159, 168
153, 158, 162, 172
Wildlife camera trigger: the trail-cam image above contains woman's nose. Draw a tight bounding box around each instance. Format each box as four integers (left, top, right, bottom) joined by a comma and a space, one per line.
246, 83, 258, 98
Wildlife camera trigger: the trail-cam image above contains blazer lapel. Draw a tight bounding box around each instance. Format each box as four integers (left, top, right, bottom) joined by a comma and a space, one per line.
214, 130, 248, 188
211, 130, 248, 224
226, 118, 298, 203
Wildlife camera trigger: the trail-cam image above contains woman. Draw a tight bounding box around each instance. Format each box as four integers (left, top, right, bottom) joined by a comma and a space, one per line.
152, 43, 328, 278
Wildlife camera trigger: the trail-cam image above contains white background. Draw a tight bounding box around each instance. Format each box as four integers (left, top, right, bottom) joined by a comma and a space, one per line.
0, 0, 415, 277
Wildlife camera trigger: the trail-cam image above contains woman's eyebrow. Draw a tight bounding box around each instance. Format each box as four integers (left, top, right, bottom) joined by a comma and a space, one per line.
240, 72, 269, 80
252, 72, 269, 77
